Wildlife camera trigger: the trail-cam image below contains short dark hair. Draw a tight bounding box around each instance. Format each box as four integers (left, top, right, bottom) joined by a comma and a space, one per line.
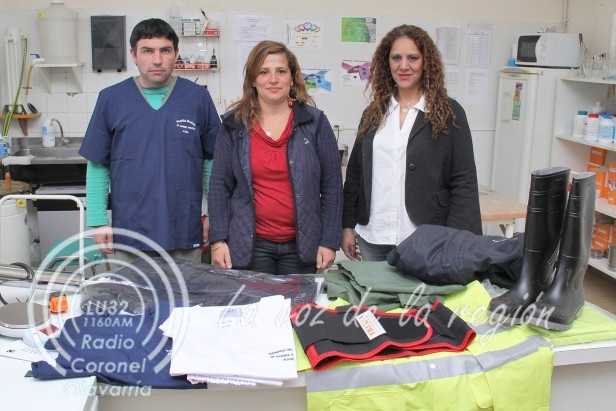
129, 18, 179, 51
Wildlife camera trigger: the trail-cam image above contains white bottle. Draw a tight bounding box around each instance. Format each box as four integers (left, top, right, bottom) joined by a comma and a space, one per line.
590, 101, 605, 114
598, 114, 615, 143
585, 112, 600, 142
572, 110, 588, 138
42, 118, 56, 147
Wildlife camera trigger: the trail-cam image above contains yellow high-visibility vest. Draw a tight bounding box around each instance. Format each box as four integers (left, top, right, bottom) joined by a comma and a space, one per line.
303, 282, 552, 411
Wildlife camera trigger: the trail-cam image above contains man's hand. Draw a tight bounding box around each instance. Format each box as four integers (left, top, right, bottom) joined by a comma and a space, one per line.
202, 215, 210, 247
93, 225, 114, 254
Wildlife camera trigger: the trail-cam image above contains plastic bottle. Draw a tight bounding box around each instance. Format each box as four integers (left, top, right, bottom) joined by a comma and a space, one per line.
585, 112, 600, 142
572, 110, 588, 138
590, 101, 605, 114
42, 118, 56, 147
210, 48, 218, 69
37, 0, 79, 64
4, 171, 11, 191
598, 114, 615, 143
0, 137, 9, 158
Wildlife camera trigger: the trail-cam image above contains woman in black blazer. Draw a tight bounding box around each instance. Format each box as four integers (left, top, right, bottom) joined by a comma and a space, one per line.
342, 24, 482, 261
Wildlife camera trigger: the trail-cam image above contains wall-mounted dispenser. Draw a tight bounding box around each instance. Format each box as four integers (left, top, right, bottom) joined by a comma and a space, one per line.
90, 15, 126, 72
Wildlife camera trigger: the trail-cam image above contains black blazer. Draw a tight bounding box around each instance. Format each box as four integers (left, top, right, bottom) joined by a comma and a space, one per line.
343, 98, 483, 236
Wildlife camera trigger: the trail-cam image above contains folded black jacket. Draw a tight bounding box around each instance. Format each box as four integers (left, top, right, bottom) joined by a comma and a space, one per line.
387, 224, 524, 287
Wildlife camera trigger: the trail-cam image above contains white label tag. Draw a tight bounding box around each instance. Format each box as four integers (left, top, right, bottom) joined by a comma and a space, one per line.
355, 311, 386, 340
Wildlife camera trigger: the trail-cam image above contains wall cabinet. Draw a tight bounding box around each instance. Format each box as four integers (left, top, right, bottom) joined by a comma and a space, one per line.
550, 77, 616, 279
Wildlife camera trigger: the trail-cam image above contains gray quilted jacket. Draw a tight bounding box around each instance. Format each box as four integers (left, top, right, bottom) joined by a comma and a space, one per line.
208, 103, 343, 268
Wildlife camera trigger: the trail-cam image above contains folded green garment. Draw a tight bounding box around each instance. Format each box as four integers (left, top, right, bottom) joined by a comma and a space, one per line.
325, 261, 465, 310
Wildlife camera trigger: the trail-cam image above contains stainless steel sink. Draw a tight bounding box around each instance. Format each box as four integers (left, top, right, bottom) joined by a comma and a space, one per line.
10, 145, 85, 164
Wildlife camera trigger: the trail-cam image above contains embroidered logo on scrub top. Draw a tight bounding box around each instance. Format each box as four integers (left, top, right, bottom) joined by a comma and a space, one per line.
176, 118, 196, 134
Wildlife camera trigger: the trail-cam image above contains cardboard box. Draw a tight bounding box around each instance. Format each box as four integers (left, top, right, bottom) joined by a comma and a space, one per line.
593, 223, 613, 242
592, 237, 610, 251
590, 147, 607, 166
588, 168, 607, 197
610, 190, 616, 205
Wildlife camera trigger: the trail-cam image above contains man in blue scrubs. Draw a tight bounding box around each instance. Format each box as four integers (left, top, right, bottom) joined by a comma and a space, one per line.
80, 18, 220, 262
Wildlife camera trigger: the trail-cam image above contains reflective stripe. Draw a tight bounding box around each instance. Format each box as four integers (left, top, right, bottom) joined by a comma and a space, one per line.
305, 335, 549, 392
471, 322, 509, 335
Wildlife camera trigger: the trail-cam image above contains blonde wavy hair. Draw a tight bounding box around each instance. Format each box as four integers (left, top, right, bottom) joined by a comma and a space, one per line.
229, 40, 315, 129
358, 25, 456, 138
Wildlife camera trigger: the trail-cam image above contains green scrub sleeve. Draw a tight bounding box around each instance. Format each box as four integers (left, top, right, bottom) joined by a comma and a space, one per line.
86, 160, 110, 226
203, 159, 212, 214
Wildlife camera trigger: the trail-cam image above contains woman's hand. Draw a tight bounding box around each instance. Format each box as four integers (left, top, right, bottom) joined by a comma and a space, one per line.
211, 241, 232, 268
316, 246, 336, 271
341, 228, 361, 260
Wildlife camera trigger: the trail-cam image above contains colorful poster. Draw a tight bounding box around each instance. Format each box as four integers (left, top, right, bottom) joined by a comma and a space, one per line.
302, 69, 332, 95
340, 60, 371, 86
286, 21, 324, 49
341, 17, 376, 43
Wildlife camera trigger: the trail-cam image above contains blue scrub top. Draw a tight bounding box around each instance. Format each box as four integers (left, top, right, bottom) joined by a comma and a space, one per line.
80, 77, 220, 251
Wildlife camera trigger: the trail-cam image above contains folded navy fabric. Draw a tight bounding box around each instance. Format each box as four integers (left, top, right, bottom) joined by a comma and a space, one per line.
387, 225, 523, 287
31, 305, 201, 389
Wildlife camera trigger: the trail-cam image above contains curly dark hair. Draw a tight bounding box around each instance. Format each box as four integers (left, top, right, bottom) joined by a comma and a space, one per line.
358, 25, 456, 138
229, 40, 315, 129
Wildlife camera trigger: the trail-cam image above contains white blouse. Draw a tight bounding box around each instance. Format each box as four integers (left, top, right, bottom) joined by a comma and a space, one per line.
355, 95, 426, 245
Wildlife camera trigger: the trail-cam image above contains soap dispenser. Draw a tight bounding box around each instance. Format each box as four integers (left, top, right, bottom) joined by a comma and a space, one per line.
42, 118, 56, 147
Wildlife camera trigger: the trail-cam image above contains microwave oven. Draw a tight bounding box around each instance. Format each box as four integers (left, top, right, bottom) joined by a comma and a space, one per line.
515, 33, 580, 68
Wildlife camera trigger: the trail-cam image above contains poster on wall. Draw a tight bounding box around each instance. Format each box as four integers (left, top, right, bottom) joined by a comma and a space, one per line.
340, 60, 371, 86
435, 26, 461, 66
233, 15, 272, 42
465, 25, 492, 68
302, 69, 332, 95
341, 17, 376, 43
286, 21, 324, 49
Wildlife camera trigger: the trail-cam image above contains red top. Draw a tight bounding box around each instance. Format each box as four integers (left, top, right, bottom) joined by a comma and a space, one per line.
250, 112, 296, 242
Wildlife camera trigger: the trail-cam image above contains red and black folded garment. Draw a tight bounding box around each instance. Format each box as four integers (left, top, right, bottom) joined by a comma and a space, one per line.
291, 299, 475, 370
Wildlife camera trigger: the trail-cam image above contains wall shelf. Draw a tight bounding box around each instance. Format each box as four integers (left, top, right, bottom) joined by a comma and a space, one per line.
34, 63, 85, 94
0, 112, 41, 136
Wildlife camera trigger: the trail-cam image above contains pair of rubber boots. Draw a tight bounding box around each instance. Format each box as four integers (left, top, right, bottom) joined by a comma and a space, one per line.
487, 166, 596, 331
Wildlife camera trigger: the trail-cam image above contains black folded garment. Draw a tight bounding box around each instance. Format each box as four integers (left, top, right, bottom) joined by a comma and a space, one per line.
80, 257, 318, 314
291, 299, 475, 370
387, 225, 523, 287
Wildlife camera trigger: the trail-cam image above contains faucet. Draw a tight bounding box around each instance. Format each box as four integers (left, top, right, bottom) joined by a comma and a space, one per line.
50, 118, 69, 145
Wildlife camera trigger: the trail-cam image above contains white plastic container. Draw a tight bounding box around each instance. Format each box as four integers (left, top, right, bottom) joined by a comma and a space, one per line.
590, 101, 605, 114
0, 199, 31, 265
585, 112, 600, 142
572, 110, 588, 139
42, 118, 56, 147
37, 0, 79, 64
598, 115, 615, 143
0, 138, 9, 158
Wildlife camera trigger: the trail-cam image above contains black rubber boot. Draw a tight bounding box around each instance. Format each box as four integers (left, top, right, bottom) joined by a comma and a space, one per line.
487, 166, 570, 324
524, 171, 596, 331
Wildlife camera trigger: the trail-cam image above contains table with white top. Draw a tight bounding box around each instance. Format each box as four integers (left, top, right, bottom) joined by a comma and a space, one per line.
1, 273, 616, 411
